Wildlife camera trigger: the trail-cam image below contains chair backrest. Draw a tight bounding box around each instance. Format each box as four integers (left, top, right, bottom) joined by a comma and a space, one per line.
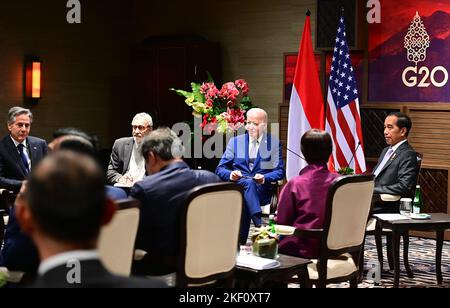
98, 198, 140, 276
176, 182, 243, 287
323, 174, 375, 254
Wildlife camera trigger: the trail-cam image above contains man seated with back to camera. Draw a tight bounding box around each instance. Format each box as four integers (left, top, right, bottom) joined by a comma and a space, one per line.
276, 129, 339, 259
371, 112, 419, 213
0, 128, 127, 279
14, 151, 166, 288
130, 128, 221, 276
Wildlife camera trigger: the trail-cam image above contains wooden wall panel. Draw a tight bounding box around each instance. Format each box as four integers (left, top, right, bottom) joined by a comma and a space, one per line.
408, 109, 450, 167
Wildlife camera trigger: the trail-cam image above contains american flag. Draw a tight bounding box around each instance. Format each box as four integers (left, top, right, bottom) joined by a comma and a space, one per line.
325, 15, 366, 173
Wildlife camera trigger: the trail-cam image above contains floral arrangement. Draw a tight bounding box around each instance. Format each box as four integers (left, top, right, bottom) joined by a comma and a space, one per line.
171, 79, 252, 134
251, 226, 279, 259
251, 226, 279, 243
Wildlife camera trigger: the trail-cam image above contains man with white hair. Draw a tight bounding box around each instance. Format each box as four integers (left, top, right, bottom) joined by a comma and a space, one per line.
216, 108, 284, 244
107, 112, 153, 186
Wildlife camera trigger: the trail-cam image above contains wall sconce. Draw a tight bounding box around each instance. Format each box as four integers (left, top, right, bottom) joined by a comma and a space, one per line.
24, 57, 42, 103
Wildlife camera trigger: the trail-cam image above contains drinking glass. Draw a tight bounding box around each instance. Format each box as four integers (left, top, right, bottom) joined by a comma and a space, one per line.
400, 198, 412, 216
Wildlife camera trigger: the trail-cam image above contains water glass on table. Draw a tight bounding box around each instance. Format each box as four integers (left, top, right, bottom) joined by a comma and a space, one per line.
400, 197, 412, 216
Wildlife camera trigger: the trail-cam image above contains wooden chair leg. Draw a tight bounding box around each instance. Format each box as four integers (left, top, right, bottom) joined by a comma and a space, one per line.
375, 230, 384, 272
350, 276, 358, 288
402, 232, 414, 278
297, 268, 311, 288
358, 236, 366, 282
386, 233, 394, 270
436, 230, 444, 284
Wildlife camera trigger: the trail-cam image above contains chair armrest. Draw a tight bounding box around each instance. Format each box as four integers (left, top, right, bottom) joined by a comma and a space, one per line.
274, 224, 295, 235
134, 249, 148, 261
380, 194, 401, 202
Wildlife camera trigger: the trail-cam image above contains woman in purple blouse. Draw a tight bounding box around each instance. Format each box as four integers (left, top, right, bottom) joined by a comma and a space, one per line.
277, 129, 339, 259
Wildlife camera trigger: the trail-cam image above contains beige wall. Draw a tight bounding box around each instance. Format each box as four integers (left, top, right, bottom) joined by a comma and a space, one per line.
132, 0, 317, 124
0, 1, 130, 146
0, 0, 315, 146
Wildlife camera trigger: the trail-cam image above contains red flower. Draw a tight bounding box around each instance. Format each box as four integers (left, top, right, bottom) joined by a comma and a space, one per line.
235, 79, 249, 96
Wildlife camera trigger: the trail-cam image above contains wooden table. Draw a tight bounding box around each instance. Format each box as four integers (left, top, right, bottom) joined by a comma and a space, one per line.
235, 254, 311, 288
375, 213, 450, 288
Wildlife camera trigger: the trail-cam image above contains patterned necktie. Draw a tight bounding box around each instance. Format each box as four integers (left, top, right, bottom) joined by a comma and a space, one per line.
17, 144, 30, 173
249, 139, 258, 170
373, 148, 393, 177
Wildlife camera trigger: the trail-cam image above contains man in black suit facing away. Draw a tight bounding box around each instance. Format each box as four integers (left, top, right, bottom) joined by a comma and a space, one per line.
0, 107, 47, 193
372, 112, 419, 213
14, 151, 166, 288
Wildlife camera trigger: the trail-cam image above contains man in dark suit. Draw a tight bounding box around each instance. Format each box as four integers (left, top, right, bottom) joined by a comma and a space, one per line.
0, 129, 126, 277
372, 112, 419, 213
130, 128, 220, 275
216, 108, 285, 244
0, 107, 47, 193
0, 107, 47, 276
107, 112, 153, 186
14, 151, 166, 288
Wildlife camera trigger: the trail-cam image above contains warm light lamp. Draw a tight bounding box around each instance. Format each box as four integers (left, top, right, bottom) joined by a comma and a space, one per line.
25, 58, 42, 102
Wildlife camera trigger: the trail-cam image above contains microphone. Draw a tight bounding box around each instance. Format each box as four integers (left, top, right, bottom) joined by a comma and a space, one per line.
345, 141, 361, 170
279, 141, 306, 161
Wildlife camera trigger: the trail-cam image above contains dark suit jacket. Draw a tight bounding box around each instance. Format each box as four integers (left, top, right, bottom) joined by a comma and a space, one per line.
106, 137, 134, 184
0, 135, 48, 192
130, 161, 220, 257
30, 259, 167, 288
373, 141, 419, 200
0, 187, 129, 275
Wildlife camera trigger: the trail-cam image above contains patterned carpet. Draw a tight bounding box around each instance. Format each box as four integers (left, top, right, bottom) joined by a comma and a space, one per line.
254, 218, 450, 288
352, 235, 450, 288
292, 235, 450, 288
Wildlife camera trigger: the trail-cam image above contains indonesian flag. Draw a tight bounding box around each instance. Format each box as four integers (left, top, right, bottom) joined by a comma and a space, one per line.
286, 13, 325, 180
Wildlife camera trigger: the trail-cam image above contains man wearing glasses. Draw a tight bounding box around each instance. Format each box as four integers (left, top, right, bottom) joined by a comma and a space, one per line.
107, 112, 153, 186
216, 108, 284, 244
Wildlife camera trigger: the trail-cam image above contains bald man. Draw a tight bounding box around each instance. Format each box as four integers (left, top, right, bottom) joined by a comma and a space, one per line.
216, 108, 285, 244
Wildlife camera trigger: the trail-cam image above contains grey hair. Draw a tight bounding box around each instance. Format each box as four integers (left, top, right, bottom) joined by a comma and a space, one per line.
132, 112, 153, 127
247, 107, 268, 123
141, 127, 184, 161
7, 107, 33, 125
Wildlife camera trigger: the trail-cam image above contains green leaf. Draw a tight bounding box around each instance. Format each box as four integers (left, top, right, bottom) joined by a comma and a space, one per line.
170, 88, 192, 98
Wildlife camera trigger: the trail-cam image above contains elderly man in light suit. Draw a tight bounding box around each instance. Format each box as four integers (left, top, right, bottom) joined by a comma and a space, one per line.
107, 112, 153, 186
216, 108, 285, 244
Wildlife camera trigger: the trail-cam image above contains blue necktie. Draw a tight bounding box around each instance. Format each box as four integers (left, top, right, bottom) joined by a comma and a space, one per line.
17, 144, 30, 173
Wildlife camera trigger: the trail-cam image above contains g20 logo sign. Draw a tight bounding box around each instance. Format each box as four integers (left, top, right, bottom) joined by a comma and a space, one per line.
402, 66, 448, 88
402, 12, 449, 88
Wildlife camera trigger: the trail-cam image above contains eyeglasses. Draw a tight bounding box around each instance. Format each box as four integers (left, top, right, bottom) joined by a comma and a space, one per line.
245, 121, 263, 127
132, 125, 151, 131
